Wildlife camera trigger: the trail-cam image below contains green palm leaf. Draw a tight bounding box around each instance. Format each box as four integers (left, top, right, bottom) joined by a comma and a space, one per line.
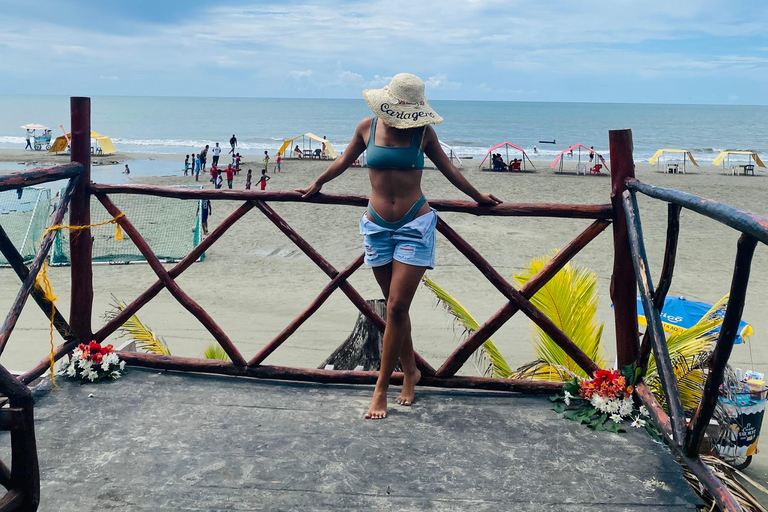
104, 296, 172, 355
512, 251, 606, 378
203, 343, 231, 362
422, 276, 511, 377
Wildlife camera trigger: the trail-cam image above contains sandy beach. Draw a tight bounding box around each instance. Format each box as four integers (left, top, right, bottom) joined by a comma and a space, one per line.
1, 148, 766, 379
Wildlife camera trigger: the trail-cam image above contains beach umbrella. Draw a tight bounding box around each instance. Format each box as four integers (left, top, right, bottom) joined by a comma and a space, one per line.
21, 123, 49, 130
636, 296, 753, 344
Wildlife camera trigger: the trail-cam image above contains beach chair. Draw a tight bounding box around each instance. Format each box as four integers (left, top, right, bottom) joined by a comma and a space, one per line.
313, 149, 322, 159
510, 161, 521, 171
590, 163, 603, 175
576, 163, 587, 175
744, 164, 755, 176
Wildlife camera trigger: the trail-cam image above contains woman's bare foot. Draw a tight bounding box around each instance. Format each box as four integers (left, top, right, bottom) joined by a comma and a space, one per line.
396, 369, 421, 406
365, 389, 388, 419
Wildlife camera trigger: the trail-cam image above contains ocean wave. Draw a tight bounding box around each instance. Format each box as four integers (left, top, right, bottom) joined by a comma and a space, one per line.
0, 136, 26, 144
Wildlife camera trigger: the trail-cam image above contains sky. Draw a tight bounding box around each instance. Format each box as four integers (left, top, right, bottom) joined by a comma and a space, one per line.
1, 0, 767, 104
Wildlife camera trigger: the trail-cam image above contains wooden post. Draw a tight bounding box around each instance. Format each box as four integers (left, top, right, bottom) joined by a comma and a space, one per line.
69, 97, 93, 343
609, 129, 639, 367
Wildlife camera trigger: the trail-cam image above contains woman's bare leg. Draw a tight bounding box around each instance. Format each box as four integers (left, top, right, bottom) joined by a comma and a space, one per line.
366, 261, 426, 419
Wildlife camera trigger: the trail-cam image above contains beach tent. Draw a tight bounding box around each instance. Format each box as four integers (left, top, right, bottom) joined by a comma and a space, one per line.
649, 149, 698, 173
478, 142, 536, 171
636, 296, 753, 344
49, 131, 117, 155
712, 150, 765, 171
550, 143, 609, 173
277, 133, 337, 159
439, 140, 463, 166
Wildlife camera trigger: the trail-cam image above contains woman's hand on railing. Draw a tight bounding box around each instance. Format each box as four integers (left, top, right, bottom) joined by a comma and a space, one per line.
476, 193, 502, 206
296, 182, 322, 199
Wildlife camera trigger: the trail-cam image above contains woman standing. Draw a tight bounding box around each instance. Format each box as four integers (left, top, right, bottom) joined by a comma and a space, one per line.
297, 73, 501, 419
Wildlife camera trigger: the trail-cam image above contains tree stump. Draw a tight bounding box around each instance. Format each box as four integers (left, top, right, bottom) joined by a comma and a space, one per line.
320, 299, 401, 372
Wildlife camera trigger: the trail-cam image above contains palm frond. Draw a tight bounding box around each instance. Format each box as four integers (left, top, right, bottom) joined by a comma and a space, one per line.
203, 344, 230, 362
647, 352, 709, 413
682, 455, 768, 512
511, 359, 578, 381
104, 296, 171, 355
421, 276, 511, 377
512, 252, 606, 378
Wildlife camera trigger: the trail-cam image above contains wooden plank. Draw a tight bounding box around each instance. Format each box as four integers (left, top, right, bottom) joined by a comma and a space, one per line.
90, 183, 613, 219
69, 96, 94, 344
0, 177, 79, 357
93, 201, 255, 342
627, 178, 768, 246
248, 254, 364, 367
685, 234, 758, 457
94, 193, 247, 367
0, 489, 24, 510
434, 218, 601, 378
622, 190, 686, 446
9, 403, 39, 511
0, 163, 83, 192
118, 351, 563, 394
609, 129, 640, 367
436, 219, 610, 377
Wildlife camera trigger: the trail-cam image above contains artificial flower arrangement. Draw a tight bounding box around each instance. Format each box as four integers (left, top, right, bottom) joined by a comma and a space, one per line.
60, 341, 127, 383
550, 364, 660, 441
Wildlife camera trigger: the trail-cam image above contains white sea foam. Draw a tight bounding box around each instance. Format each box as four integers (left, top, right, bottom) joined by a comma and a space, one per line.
0, 136, 26, 144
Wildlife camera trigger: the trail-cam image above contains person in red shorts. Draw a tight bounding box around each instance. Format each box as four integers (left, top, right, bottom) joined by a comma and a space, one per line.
210, 165, 218, 185
225, 164, 235, 189
259, 168, 271, 190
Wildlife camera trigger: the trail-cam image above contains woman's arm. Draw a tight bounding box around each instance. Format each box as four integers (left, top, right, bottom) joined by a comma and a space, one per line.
423, 126, 502, 205
296, 120, 369, 198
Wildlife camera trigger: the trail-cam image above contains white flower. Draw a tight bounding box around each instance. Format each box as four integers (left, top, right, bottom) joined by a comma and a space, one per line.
610, 413, 622, 423
619, 398, 634, 417
110, 371, 122, 380
631, 417, 646, 428
66, 363, 78, 377
119, 360, 126, 370
78, 359, 92, 371
72, 348, 83, 359
590, 394, 609, 412
563, 391, 573, 406
639, 405, 649, 417
104, 352, 119, 367
84, 369, 98, 382
101, 360, 111, 372
606, 399, 621, 414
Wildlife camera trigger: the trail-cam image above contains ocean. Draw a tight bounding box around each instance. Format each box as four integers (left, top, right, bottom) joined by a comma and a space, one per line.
1, 95, 767, 163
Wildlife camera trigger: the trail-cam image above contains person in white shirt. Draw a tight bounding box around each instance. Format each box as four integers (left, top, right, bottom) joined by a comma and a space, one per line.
212, 143, 222, 166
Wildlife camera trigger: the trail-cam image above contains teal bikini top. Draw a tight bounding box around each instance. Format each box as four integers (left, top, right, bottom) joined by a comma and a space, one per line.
366, 117, 425, 170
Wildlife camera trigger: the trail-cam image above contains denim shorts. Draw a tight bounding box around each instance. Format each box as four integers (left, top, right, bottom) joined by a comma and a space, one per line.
359, 209, 437, 269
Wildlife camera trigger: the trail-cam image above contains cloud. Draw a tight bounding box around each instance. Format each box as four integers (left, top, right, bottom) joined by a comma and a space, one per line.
425, 73, 461, 91
99, 75, 119, 81
288, 70, 313, 79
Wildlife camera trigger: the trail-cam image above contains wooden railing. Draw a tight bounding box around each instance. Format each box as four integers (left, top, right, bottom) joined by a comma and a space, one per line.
0, 97, 758, 511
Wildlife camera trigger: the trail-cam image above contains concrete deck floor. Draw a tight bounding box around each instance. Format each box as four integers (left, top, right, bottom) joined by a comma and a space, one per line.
17, 369, 700, 511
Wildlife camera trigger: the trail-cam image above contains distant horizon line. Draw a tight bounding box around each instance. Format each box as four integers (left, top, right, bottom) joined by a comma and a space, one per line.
0, 93, 764, 108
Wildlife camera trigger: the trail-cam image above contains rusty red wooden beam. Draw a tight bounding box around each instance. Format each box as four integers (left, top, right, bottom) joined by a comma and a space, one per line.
622, 190, 686, 446
635, 382, 742, 512
434, 217, 601, 378
248, 254, 365, 367
436, 219, 610, 377
0, 176, 79, 357
0, 163, 83, 192
69, 97, 94, 344
252, 200, 436, 375
94, 193, 248, 367
118, 351, 563, 394
93, 201, 256, 343
90, 183, 613, 219
685, 234, 758, 458
638, 204, 681, 371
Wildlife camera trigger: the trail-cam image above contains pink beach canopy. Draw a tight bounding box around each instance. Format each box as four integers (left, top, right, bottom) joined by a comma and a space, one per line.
478, 142, 533, 168
551, 143, 610, 172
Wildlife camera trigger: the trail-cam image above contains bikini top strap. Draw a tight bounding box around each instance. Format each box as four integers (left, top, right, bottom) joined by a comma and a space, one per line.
368, 117, 377, 147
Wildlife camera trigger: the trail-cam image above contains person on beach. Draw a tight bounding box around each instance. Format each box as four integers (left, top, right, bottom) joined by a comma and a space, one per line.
210, 164, 218, 184
322, 136, 327, 159
194, 154, 201, 181
533, 146, 538, 154
225, 164, 235, 189
212, 143, 221, 167
589, 146, 595, 162
260, 168, 271, 190
123, 164, 130, 174
25, 130, 32, 150
276, 153, 281, 173
215, 173, 223, 190
245, 169, 252, 190
184, 155, 190, 176
230, 134, 237, 154
201, 145, 209, 171
201, 198, 211, 235
235, 153, 242, 174
293, 145, 303, 158
296, 73, 501, 420
263, 151, 270, 172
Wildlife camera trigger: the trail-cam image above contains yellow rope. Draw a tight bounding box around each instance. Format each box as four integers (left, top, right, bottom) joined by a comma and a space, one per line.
35, 213, 126, 384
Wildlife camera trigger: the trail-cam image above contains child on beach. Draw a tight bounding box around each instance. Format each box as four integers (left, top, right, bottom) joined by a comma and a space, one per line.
210, 165, 218, 185
195, 154, 201, 181
245, 169, 252, 190
123, 164, 130, 174
184, 155, 190, 176
276, 153, 281, 173
225, 164, 235, 189
235, 153, 242, 174
259, 168, 271, 190
201, 198, 211, 235
215, 173, 223, 189
263, 151, 270, 172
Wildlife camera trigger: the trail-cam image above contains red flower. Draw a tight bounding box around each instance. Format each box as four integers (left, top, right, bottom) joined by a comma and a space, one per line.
92, 352, 103, 364
88, 341, 101, 354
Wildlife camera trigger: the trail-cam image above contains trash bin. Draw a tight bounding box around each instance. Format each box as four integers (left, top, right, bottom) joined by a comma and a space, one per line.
714, 389, 767, 469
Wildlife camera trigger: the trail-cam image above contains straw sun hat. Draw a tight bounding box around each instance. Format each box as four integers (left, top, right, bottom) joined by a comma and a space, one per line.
363, 73, 443, 129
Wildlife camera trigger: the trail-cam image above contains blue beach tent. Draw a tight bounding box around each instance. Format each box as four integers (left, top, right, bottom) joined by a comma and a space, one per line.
636, 296, 753, 344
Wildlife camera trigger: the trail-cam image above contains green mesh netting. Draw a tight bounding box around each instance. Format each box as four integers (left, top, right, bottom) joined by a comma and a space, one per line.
0, 187, 52, 266
51, 186, 204, 265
